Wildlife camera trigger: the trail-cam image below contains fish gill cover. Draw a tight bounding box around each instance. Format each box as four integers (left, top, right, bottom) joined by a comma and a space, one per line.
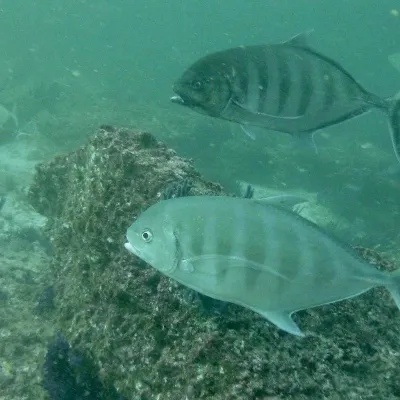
28, 127, 400, 399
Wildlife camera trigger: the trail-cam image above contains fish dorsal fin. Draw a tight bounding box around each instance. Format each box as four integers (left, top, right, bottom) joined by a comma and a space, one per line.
283, 30, 314, 48
254, 195, 308, 211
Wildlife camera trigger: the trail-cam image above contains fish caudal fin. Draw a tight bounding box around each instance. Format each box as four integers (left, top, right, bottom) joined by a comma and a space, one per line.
387, 91, 400, 163
387, 268, 400, 310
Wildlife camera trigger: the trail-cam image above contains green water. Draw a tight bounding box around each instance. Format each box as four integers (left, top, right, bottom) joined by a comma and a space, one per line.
0, 1, 399, 399
0, 1, 399, 157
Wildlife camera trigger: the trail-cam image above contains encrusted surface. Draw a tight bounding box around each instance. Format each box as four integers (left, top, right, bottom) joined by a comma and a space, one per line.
29, 127, 400, 400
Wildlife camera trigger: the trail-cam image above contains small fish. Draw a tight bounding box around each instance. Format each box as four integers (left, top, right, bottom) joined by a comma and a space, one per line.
171, 33, 400, 163
125, 195, 400, 336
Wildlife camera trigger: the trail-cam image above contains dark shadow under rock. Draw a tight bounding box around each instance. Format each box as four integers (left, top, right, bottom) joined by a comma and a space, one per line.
29, 127, 400, 400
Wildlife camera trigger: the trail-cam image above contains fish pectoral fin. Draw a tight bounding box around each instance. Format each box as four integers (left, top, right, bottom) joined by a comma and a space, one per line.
186, 254, 290, 280
254, 195, 308, 211
240, 124, 257, 139
282, 30, 314, 48
240, 124, 283, 140
258, 309, 305, 337
222, 99, 302, 128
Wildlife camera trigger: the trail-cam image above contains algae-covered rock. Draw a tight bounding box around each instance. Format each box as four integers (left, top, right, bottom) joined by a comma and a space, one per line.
29, 127, 400, 400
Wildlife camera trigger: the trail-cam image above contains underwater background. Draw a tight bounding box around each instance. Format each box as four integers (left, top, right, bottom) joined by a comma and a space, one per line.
0, 1, 400, 399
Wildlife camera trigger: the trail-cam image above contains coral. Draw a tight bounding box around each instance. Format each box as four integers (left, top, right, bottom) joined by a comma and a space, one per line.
29, 126, 400, 399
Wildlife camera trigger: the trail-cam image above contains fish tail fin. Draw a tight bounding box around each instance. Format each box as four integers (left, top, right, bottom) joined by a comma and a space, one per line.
387, 268, 400, 309
386, 91, 400, 163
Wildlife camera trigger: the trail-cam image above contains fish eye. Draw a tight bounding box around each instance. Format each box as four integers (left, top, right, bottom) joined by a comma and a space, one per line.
192, 81, 202, 90
141, 229, 153, 243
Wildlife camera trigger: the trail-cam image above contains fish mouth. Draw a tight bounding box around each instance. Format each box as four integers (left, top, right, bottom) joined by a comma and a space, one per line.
170, 94, 202, 111
124, 241, 140, 256
170, 95, 185, 105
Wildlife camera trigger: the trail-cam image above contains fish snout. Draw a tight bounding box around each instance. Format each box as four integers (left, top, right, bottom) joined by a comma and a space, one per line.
171, 81, 187, 105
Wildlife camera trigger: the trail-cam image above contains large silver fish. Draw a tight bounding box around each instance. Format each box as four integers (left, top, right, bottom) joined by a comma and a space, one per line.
124, 195, 400, 336
171, 33, 400, 163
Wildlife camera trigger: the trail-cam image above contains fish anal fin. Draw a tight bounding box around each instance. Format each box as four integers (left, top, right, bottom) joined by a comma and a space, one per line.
283, 30, 314, 48
259, 310, 305, 337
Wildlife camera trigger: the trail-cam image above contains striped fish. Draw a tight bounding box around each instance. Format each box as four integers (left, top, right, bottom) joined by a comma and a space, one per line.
124, 195, 400, 336
171, 33, 400, 163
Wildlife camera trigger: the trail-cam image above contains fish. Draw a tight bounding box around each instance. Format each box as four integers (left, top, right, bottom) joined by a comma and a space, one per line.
124, 195, 400, 336
0, 103, 18, 130
171, 33, 400, 163
389, 52, 400, 73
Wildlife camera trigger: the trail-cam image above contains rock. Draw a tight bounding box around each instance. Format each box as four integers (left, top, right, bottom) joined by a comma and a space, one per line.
0, 192, 48, 252
28, 126, 400, 400
0, 140, 45, 193
236, 181, 356, 240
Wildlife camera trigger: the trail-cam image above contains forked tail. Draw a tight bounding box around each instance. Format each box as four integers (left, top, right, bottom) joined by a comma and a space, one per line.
387, 92, 400, 163
387, 268, 400, 310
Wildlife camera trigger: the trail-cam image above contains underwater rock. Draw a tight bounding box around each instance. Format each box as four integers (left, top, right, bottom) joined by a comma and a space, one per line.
42, 333, 78, 400
0, 192, 49, 253
35, 286, 55, 315
29, 126, 400, 399
43, 332, 126, 400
